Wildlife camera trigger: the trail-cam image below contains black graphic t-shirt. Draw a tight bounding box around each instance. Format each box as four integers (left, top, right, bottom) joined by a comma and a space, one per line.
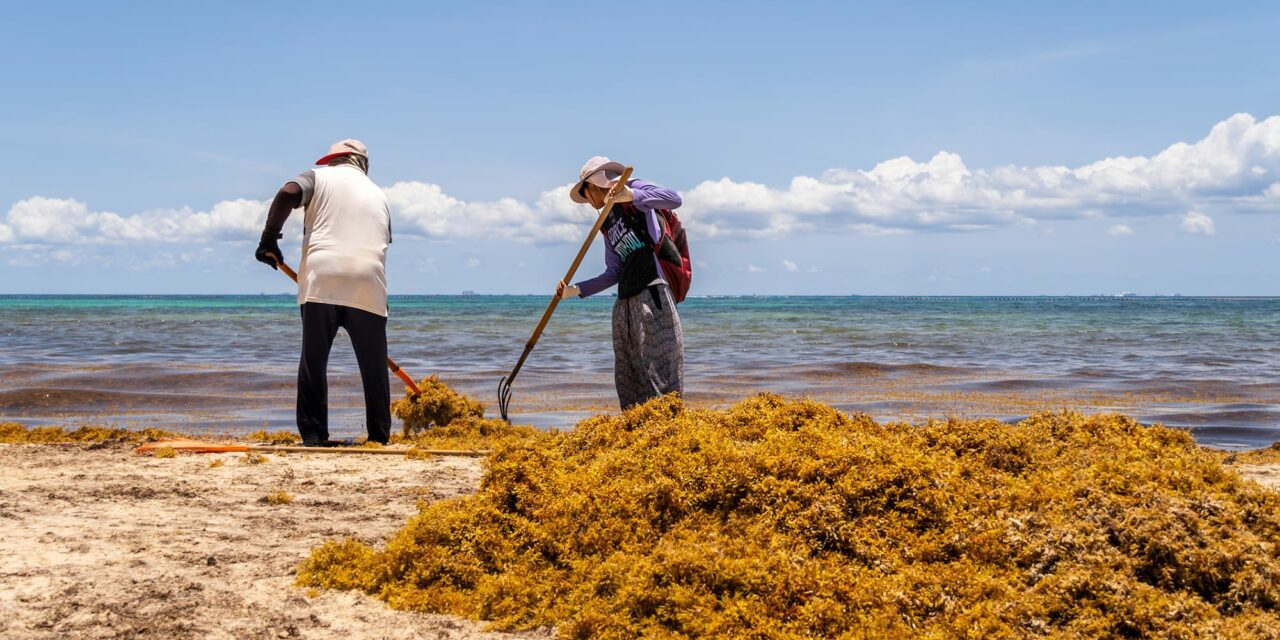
600, 203, 660, 299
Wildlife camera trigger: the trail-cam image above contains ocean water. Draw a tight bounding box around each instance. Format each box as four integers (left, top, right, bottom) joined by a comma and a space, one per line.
1, 295, 1277, 450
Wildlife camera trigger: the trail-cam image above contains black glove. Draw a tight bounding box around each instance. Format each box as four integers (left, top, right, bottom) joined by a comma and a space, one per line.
255, 231, 283, 270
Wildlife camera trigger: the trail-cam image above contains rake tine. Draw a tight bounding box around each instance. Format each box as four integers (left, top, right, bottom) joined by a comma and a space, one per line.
497, 376, 513, 422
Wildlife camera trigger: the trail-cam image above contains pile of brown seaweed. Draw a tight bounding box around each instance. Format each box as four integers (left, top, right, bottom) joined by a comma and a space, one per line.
392, 375, 486, 435
299, 394, 1280, 638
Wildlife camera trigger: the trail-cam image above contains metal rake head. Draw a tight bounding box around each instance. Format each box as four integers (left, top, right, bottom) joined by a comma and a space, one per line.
497, 375, 514, 423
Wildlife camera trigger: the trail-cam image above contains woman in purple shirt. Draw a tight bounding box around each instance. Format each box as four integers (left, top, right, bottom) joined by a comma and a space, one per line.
556, 156, 685, 409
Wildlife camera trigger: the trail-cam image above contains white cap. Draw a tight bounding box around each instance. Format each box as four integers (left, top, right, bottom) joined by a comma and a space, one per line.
315, 139, 368, 165
570, 155, 626, 203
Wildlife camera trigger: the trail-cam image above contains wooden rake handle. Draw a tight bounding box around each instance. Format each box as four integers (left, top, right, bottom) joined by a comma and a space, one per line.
272, 255, 422, 396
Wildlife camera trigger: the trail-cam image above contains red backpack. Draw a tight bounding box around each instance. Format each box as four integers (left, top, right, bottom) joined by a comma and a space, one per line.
651, 208, 692, 303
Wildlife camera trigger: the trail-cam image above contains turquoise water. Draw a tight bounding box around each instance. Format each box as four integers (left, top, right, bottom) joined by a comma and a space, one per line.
1, 295, 1278, 449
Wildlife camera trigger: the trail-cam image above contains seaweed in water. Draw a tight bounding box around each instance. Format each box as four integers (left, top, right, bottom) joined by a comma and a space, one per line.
0, 423, 177, 444
299, 394, 1280, 638
392, 376, 486, 435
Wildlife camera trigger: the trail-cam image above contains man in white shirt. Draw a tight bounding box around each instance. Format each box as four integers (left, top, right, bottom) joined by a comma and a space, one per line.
255, 139, 393, 445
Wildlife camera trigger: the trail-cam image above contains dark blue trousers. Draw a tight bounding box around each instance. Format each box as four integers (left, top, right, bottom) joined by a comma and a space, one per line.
297, 302, 391, 444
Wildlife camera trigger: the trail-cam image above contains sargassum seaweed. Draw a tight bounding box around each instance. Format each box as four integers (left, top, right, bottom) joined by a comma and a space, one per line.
392, 375, 486, 435
299, 394, 1280, 638
0, 423, 177, 444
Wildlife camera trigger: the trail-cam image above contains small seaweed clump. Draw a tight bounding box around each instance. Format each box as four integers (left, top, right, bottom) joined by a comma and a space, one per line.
245, 429, 302, 445
262, 490, 294, 505
0, 422, 176, 444
300, 394, 1280, 638
392, 376, 486, 435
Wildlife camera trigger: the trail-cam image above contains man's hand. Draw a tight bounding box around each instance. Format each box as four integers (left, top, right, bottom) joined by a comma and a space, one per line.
255, 231, 283, 270
556, 280, 580, 299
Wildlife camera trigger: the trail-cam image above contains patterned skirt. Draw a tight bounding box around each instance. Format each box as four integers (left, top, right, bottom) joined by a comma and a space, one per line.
611, 284, 684, 409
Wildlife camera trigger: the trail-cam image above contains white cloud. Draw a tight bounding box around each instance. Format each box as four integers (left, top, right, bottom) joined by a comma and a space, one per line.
677, 113, 1280, 239
3, 114, 1279, 253
378, 112, 1280, 243
7, 197, 92, 242
782, 260, 799, 272
465, 257, 481, 268
1, 196, 269, 244
1107, 224, 1135, 236
1180, 211, 1216, 235
746, 264, 766, 273
384, 181, 589, 244
0, 183, 589, 247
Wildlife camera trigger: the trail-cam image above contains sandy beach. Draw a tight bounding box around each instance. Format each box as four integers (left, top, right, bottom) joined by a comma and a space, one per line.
4, 1, 1280, 635
1, 434, 1276, 638
0, 441, 549, 640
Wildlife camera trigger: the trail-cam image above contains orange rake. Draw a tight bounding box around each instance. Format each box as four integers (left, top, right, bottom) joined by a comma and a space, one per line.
135, 439, 487, 457
272, 255, 423, 397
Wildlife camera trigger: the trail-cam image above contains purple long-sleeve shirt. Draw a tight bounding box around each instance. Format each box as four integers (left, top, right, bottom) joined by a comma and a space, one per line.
574, 179, 682, 298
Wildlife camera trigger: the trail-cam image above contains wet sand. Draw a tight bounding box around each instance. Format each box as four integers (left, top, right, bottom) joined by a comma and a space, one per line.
0, 442, 549, 640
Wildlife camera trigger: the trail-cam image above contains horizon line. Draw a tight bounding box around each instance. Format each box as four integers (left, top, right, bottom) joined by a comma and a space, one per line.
3, 293, 1279, 300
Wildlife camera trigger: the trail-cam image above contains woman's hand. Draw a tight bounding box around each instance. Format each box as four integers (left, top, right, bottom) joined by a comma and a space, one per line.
556, 280, 581, 299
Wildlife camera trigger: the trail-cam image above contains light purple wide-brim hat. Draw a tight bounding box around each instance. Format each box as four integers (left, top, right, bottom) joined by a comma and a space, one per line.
570, 155, 626, 203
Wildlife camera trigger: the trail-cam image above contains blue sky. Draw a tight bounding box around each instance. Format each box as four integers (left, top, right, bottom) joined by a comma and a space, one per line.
2, 1, 1279, 295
